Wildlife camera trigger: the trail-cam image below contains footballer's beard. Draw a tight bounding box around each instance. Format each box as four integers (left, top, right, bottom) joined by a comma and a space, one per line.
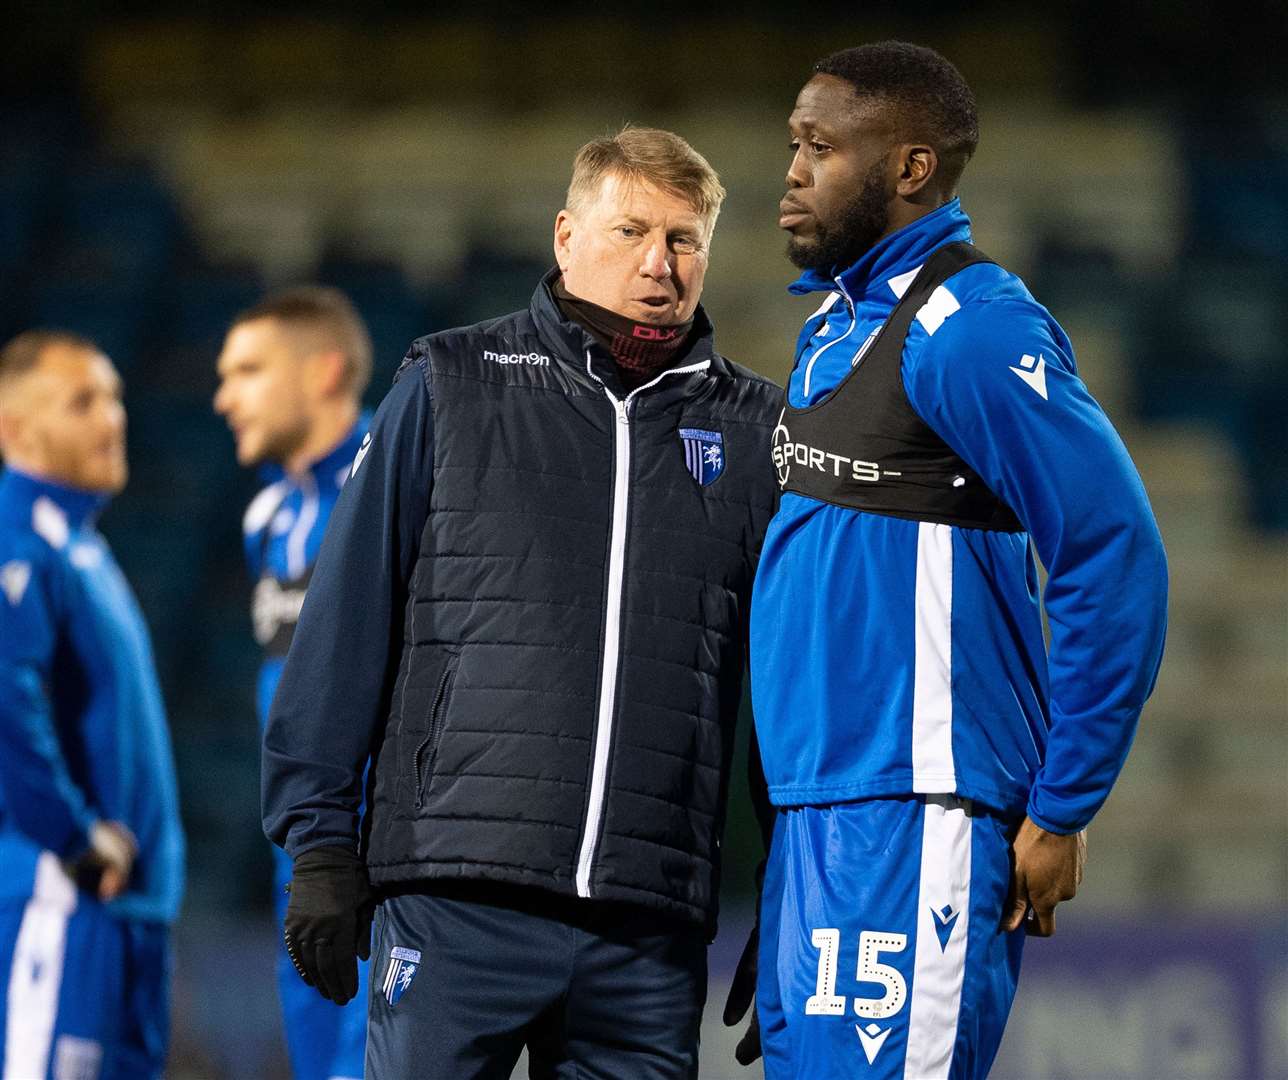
787, 154, 892, 274
245, 413, 312, 470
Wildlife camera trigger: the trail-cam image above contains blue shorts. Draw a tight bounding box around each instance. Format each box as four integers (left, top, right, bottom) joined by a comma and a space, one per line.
758, 796, 1025, 1080
0, 853, 169, 1080
271, 844, 368, 1080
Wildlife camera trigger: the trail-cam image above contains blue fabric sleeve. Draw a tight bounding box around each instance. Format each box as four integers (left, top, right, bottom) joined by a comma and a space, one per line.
904, 299, 1168, 832
262, 356, 434, 857
0, 548, 97, 856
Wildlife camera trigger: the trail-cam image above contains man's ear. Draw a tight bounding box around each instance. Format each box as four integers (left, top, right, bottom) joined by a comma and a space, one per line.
0, 407, 25, 458
308, 349, 348, 399
553, 210, 575, 272
894, 143, 939, 198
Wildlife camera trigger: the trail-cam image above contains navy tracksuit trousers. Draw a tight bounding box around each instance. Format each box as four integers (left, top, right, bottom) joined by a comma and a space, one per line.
365, 882, 707, 1080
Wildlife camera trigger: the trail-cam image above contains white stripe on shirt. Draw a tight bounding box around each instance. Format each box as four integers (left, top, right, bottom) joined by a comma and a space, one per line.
912, 522, 956, 790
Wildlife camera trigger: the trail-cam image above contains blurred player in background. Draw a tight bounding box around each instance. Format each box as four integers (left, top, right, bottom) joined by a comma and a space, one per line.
0, 330, 185, 1080
214, 288, 372, 1080
727, 42, 1169, 1078
261, 128, 781, 1079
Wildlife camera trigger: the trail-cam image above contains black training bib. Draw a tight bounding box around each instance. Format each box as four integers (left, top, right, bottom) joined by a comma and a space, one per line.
772, 242, 1022, 532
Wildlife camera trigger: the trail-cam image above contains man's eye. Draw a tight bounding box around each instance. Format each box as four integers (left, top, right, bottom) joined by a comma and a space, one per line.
673, 237, 697, 252
618, 227, 640, 238
789, 140, 800, 153
811, 141, 830, 154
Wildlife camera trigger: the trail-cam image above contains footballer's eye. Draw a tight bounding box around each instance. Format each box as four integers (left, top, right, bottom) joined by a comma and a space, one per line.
672, 236, 698, 253
618, 226, 641, 238
811, 141, 831, 154
789, 140, 800, 153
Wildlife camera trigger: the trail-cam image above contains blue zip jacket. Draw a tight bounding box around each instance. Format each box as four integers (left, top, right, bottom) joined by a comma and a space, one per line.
0, 469, 185, 922
749, 200, 1168, 833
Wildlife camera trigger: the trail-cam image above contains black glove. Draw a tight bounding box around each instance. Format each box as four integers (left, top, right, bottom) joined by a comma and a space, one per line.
283, 846, 375, 1005
723, 917, 761, 1065
723, 859, 767, 1066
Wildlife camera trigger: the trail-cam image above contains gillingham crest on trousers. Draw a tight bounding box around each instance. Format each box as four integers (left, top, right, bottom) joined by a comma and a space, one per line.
679, 427, 725, 486
383, 946, 421, 1005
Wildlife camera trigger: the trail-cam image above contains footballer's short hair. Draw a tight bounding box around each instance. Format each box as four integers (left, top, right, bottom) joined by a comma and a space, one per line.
0, 329, 101, 397
566, 126, 726, 239
232, 285, 373, 398
813, 41, 980, 193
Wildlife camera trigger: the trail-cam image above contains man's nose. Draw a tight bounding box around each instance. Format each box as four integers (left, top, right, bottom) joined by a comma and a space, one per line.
786, 147, 809, 189
639, 241, 673, 280
102, 400, 127, 435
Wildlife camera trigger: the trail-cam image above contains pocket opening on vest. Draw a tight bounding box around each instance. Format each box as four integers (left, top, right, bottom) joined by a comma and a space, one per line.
413, 653, 460, 808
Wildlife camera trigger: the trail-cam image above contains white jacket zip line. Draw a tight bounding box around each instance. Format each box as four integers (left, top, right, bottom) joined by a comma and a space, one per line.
575, 350, 712, 899
801, 278, 857, 400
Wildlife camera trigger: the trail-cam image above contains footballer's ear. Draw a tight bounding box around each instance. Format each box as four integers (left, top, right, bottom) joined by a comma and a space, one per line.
553, 210, 576, 272
894, 142, 939, 198
0, 407, 17, 454
306, 349, 348, 399
0, 396, 32, 458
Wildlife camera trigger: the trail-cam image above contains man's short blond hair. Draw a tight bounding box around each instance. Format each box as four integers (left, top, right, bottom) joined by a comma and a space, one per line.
0, 329, 101, 401
231, 286, 373, 398
566, 127, 726, 239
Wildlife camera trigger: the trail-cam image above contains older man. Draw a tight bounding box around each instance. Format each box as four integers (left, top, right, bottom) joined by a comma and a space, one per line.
261, 127, 780, 1078
0, 331, 184, 1080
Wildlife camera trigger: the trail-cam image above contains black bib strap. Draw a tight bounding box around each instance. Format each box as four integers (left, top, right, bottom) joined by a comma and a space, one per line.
772, 242, 1023, 532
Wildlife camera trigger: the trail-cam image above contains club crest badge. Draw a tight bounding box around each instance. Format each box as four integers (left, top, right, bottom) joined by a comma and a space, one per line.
679, 427, 725, 486
383, 946, 421, 1006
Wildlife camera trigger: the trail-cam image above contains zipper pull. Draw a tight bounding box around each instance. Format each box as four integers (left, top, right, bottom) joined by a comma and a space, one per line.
616, 399, 629, 424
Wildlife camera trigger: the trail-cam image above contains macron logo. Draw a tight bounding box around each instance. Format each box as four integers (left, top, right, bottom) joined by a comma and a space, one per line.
931, 904, 961, 951
484, 349, 550, 367
351, 431, 372, 478
856, 1023, 893, 1064
1009, 353, 1049, 400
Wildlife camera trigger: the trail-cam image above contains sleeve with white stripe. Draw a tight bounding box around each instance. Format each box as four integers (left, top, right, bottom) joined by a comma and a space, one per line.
902, 297, 1168, 833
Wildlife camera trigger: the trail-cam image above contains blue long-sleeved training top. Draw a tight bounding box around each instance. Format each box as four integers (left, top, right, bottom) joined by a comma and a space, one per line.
0, 469, 185, 921
241, 417, 370, 731
749, 199, 1168, 833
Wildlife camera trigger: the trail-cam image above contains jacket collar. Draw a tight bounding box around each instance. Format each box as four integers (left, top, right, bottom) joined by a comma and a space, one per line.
788, 198, 973, 303
529, 269, 722, 389
0, 467, 109, 528
256, 414, 371, 489
311, 415, 370, 486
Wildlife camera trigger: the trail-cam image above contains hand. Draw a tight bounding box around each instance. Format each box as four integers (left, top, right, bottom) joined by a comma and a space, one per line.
65, 820, 137, 901
722, 919, 762, 1065
283, 846, 375, 1004
1003, 817, 1087, 937
722, 859, 767, 1066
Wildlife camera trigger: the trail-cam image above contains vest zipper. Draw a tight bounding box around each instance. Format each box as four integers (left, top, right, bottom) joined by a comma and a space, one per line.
575, 350, 712, 899
576, 393, 631, 897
